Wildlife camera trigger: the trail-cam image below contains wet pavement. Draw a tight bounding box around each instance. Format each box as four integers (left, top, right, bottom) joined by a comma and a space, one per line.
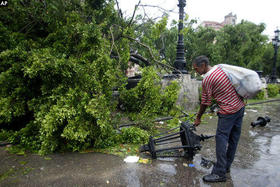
0, 102, 280, 187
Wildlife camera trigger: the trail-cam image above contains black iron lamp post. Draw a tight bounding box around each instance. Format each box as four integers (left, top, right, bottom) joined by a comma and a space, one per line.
270, 29, 280, 83
173, 0, 187, 74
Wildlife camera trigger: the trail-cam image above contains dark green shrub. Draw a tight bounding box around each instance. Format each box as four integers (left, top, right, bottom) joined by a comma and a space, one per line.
254, 89, 265, 100
267, 84, 279, 97
120, 127, 149, 144
0, 130, 13, 142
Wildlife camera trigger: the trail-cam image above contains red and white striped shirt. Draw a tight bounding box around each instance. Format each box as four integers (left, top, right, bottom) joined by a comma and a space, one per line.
201, 65, 245, 114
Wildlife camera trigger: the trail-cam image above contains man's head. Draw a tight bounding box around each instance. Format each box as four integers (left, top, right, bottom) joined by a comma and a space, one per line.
192, 55, 210, 75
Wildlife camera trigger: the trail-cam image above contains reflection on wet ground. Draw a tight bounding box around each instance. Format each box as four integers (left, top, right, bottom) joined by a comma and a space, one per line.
0, 102, 280, 186
198, 102, 280, 187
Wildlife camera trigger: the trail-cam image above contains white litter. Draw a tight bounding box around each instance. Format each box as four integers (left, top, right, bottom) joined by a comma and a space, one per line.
124, 156, 139, 163
247, 109, 258, 113
249, 130, 257, 137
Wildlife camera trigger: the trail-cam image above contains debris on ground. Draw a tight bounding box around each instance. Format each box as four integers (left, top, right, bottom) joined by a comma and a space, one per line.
124, 156, 139, 163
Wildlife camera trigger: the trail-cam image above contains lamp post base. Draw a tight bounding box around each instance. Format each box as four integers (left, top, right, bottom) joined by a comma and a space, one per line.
269, 75, 277, 83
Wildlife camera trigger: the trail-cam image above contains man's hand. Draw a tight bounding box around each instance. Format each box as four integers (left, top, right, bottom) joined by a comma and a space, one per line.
194, 118, 201, 127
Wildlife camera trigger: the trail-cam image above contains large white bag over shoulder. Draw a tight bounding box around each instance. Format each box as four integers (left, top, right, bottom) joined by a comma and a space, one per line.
218, 64, 263, 99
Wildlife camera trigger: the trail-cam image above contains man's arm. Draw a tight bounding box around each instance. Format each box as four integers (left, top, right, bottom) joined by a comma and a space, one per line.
194, 104, 208, 126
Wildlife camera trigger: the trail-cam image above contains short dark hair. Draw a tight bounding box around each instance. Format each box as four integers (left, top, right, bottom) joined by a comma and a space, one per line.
193, 55, 210, 67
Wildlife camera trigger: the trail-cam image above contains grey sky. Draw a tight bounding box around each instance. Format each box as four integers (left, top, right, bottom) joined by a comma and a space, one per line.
116, 0, 279, 37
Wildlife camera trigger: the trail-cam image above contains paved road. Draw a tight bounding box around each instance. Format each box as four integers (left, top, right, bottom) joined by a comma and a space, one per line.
0, 102, 279, 186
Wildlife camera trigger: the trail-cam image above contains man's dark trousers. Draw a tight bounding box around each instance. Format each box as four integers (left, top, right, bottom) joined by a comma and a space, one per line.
212, 107, 245, 177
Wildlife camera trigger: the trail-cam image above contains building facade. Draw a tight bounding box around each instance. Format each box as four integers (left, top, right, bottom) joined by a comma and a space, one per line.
201, 12, 237, 31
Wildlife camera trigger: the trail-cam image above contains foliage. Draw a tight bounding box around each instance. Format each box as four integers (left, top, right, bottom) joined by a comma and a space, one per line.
130, 15, 174, 70
166, 117, 180, 129
212, 21, 267, 67
267, 84, 279, 97
120, 127, 149, 144
132, 14, 197, 70
259, 44, 274, 76
254, 89, 265, 100
119, 67, 180, 129
122, 67, 179, 113
0, 129, 13, 142
6, 145, 26, 156
185, 27, 218, 67
0, 0, 135, 154
127, 3, 272, 76
186, 21, 268, 76
126, 6, 270, 76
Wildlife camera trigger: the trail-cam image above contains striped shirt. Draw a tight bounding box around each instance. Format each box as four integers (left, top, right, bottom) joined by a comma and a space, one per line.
201, 65, 245, 114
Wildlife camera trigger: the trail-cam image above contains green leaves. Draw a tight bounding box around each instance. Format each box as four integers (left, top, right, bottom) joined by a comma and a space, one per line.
119, 66, 179, 130
120, 127, 149, 144
0, 0, 130, 154
267, 84, 279, 98
212, 21, 268, 67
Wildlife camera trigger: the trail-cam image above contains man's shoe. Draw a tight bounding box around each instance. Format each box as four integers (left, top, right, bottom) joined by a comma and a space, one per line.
203, 174, 226, 182
226, 168, 230, 173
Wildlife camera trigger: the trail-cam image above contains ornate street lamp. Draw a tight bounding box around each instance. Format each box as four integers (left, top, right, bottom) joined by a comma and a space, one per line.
270, 29, 280, 83
173, 0, 187, 74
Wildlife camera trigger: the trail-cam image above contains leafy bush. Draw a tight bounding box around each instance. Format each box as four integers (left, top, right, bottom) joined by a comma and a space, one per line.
267, 84, 279, 98
0, 130, 13, 142
119, 67, 180, 129
120, 127, 149, 144
254, 89, 265, 100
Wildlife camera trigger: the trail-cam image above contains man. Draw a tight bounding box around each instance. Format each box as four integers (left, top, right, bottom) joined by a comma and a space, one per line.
193, 55, 245, 182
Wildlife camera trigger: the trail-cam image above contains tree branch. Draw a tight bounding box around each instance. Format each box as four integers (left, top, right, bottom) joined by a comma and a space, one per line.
130, 53, 150, 66
109, 26, 121, 64
114, 0, 123, 19
139, 4, 177, 14
123, 35, 183, 74
127, 0, 141, 27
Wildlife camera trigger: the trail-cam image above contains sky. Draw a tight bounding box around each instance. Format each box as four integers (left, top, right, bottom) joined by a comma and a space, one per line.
116, 0, 279, 38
